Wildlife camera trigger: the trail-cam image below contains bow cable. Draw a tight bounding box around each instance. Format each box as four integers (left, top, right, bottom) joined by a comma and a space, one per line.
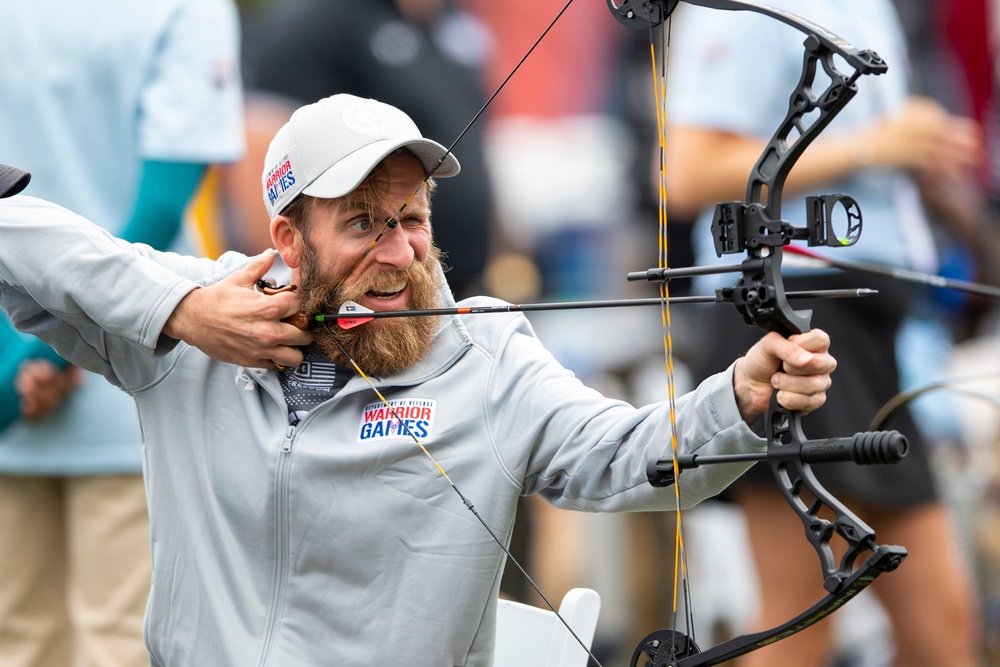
649, 14, 699, 652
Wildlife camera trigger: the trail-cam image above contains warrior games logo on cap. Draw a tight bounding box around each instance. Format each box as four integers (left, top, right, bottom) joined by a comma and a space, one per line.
264, 156, 296, 207
358, 398, 436, 442
342, 101, 392, 135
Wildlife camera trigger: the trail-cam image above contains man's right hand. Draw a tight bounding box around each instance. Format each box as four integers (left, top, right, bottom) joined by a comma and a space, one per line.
163, 250, 313, 369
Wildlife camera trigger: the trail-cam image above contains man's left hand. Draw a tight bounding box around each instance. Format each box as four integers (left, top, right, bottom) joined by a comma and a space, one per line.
733, 329, 836, 425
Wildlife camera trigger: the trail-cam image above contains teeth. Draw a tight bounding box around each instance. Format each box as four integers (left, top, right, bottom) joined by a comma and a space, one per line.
368, 281, 406, 298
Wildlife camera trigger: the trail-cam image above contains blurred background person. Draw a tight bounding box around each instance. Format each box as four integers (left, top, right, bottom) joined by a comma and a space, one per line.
0, 1, 243, 664
223, 0, 495, 300
662, 1, 983, 665
895, 1, 1000, 662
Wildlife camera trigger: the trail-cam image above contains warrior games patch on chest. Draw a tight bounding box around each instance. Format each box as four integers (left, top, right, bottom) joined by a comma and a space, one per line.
358, 398, 436, 443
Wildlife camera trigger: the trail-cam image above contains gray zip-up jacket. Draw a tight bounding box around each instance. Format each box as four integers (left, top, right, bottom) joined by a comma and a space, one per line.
0, 196, 765, 666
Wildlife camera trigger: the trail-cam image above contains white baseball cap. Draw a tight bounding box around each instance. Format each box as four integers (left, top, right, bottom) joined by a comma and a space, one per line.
261, 94, 461, 220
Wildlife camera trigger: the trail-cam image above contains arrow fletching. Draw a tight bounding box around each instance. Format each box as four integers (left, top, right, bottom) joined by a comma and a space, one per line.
336, 301, 374, 329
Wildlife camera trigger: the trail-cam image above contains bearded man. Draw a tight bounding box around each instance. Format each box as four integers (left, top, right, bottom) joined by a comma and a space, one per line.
0, 95, 835, 666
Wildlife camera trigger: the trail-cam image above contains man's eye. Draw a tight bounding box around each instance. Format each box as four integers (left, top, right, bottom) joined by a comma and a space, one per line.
351, 218, 374, 232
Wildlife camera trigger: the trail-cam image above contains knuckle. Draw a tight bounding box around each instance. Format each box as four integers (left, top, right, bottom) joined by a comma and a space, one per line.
248, 320, 281, 348
273, 348, 304, 370
254, 297, 284, 320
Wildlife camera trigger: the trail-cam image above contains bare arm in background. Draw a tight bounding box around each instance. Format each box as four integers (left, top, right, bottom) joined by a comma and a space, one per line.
664, 96, 982, 218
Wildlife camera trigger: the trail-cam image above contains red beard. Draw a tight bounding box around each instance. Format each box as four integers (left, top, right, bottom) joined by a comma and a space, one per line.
299, 245, 446, 377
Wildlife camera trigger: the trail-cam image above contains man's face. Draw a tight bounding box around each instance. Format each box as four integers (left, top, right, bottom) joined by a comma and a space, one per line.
299, 152, 434, 301
292, 152, 446, 375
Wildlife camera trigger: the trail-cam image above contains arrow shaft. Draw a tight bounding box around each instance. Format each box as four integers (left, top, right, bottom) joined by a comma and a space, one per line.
317, 289, 873, 323
785, 246, 1000, 299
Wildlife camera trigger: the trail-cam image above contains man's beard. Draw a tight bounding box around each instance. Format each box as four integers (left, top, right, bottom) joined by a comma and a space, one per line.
298, 245, 446, 377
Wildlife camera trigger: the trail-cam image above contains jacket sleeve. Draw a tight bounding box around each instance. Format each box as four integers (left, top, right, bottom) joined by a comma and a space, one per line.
485, 313, 766, 511
0, 196, 233, 383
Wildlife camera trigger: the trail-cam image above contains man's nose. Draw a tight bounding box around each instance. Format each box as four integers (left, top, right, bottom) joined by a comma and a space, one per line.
370, 223, 416, 269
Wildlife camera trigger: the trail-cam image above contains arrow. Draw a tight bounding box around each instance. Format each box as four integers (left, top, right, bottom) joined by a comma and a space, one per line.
783, 244, 1000, 300
318, 289, 877, 329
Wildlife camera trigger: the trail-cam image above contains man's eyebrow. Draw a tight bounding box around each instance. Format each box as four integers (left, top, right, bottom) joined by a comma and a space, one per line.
337, 203, 366, 215
400, 201, 431, 218
333, 200, 373, 219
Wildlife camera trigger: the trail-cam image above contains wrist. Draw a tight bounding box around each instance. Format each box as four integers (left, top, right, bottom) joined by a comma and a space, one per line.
732, 357, 765, 425
163, 286, 203, 341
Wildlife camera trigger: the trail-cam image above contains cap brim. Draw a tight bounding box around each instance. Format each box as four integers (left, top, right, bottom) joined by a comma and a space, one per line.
302, 138, 460, 200
0, 164, 30, 198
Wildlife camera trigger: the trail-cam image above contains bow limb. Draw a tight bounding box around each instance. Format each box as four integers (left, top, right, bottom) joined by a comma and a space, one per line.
629, 544, 906, 666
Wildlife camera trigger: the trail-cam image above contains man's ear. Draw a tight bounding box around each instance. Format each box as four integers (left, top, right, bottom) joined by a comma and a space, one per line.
270, 215, 303, 268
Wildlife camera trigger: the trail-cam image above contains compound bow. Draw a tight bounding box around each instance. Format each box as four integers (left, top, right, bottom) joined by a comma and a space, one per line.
603, 1, 910, 664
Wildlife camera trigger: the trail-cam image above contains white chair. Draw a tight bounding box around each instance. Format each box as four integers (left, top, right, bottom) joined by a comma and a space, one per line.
494, 588, 601, 667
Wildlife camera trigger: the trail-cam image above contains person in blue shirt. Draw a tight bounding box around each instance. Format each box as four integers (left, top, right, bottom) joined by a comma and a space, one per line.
663, 2, 981, 665
0, 2, 243, 664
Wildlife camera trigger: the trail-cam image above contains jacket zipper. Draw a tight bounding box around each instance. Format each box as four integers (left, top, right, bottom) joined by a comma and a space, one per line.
256, 424, 295, 666
247, 366, 449, 664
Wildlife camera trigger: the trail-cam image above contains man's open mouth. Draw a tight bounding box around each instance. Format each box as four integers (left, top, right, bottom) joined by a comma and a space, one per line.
366, 282, 406, 299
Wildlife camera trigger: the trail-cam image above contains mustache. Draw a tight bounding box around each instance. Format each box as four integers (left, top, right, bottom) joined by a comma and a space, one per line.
303, 247, 444, 376
351, 270, 411, 295
301, 264, 433, 318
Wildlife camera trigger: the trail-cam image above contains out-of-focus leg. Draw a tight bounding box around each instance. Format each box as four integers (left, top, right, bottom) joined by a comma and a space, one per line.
735, 486, 834, 667
66, 474, 151, 667
869, 502, 980, 667
0, 475, 72, 667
